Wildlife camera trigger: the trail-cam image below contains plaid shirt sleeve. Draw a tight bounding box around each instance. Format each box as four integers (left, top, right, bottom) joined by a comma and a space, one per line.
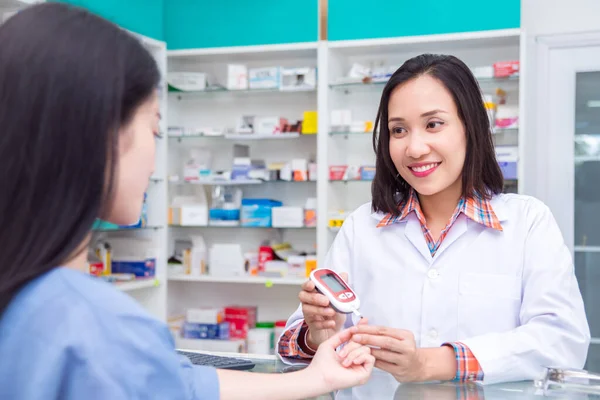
276, 321, 315, 360
444, 342, 484, 382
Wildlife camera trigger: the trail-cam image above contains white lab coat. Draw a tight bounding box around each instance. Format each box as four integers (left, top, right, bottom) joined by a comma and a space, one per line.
278, 193, 590, 399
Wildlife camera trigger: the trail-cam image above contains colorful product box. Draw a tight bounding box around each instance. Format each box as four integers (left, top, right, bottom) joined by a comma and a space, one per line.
186, 308, 224, 324
89, 261, 104, 276
329, 165, 347, 181
498, 161, 517, 180
493, 61, 519, 78
181, 321, 230, 340
224, 306, 257, 339
241, 199, 282, 227
111, 258, 155, 278
360, 166, 376, 181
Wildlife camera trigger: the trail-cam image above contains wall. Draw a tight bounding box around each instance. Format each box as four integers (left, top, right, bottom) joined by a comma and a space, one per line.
57, 0, 164, 40
164, 0, 318, 50
328, 0, 520, 41
521, 0, 600, 201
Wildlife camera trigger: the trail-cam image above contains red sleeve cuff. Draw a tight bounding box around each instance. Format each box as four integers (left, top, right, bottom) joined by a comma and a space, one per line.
443, 342, 484, 382
277, 321, 314, 360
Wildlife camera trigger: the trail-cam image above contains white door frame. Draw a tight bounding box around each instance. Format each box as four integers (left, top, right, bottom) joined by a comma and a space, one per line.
532, 31, 600, 254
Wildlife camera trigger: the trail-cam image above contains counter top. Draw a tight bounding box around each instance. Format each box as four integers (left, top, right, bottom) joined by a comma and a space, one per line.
182, 351, 597, 399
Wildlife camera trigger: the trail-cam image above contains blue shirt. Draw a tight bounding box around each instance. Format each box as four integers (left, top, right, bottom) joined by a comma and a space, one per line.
0, 268, 220, 400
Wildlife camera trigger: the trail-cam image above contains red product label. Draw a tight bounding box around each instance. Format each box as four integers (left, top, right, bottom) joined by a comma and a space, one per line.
493, 61, 519, 77
329, 165, 347, 181
224, 306, 257, 339
258, 246, 274, 272
89, 262, 104, 276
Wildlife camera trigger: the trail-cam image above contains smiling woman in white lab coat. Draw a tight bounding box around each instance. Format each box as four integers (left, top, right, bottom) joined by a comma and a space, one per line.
277, 54, 591, 398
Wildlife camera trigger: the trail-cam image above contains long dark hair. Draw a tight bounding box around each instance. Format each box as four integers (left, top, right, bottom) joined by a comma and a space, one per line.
0, 4, 160, 314
371, 54, 504, 216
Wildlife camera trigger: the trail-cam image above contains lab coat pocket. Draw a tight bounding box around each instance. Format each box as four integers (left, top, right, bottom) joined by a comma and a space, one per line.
459, 273, 521, 300
458, 273, 522, 337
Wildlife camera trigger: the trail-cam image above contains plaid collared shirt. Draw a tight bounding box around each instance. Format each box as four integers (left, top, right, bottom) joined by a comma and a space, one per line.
377, 189, 502, 257
278, 190, 503, 382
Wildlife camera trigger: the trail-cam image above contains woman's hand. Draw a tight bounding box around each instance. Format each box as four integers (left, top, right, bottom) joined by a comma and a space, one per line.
299, 273, 349, 348
349, 325, 455, 383
305, 328, 375, 392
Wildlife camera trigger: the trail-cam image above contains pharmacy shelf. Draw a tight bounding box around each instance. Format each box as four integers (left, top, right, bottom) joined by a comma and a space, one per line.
224, 133, 302, 140
329, 131, 372, 136
174, 179, 263, 186
329, 179, 373, 183
575, 155, 600, 162
169, 87, 316, 98
327, 28, 520, 54
574, 246, 600, 253
171, 180, 316, 186
169, 133, 312, 141
169, 225, 315, 229
167, 41, 318, 63
115, 279, 159, 292
0, 0, 39, 9
168, 274, 305, 286
92, 225, 163, 233
329, 75, 519, 91
329, 128, 518, 137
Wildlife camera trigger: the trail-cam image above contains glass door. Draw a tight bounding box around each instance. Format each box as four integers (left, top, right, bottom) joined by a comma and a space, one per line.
543, 38, 600, 372
574, 69, 600, 372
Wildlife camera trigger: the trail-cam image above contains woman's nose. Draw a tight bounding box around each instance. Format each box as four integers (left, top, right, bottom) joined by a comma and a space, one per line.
405, 132, 430, 159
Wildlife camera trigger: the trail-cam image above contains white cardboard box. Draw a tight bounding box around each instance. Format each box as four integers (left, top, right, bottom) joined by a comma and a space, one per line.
272, 207, 304, 227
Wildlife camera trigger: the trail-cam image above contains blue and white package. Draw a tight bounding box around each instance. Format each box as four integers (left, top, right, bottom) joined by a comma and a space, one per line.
182, 321, 230, 340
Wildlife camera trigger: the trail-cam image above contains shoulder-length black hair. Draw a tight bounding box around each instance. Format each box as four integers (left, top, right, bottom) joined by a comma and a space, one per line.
0, 4, 159, 313
371, 54, 504, 216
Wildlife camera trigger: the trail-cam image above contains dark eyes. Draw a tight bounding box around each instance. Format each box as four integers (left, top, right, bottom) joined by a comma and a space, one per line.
390, 121, 444, 136
427, 121, 444, 129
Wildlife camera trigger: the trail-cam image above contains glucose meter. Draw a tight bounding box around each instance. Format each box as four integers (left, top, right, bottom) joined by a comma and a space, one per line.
309, 268, 362, 318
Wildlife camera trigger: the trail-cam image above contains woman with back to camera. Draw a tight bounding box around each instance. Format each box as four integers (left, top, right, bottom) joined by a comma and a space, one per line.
0, 4, 376, 399
278, 53, 591, 398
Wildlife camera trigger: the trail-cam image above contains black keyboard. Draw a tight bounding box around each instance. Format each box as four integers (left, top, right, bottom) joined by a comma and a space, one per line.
177, 350, 256, 371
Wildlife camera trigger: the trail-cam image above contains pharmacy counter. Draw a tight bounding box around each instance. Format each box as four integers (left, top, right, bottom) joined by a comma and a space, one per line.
184, 351, 596, 399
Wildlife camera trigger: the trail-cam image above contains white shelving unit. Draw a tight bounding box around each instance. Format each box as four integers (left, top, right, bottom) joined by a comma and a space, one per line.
90, 33, 169, 321
162, 30, 524, 346
166, 43, 319, 331
169, 275, 305, 286
0, 0, 43, 22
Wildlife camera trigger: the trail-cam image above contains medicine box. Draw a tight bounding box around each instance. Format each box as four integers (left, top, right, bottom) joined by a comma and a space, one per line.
111, 258, 156, 278
186, 308, 224, 324
495, 105, 519, 129
225, 306, 257, 339
249, 67, 280, 90
360, 166, 376, 181
498, 162, 517, 180
167, 72, 208, 92
302, 111, 318, 134
227, 64, 248, 90
181, 321, 230, 340
241, 199, 283, 227
493, 61, 519, 78
272, 207, 304, 228
169, 205, 208, 226
254, 117, 288, 135
291, 159, 308, 181
280, 67, 316, 91
329, 165, 347, 181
